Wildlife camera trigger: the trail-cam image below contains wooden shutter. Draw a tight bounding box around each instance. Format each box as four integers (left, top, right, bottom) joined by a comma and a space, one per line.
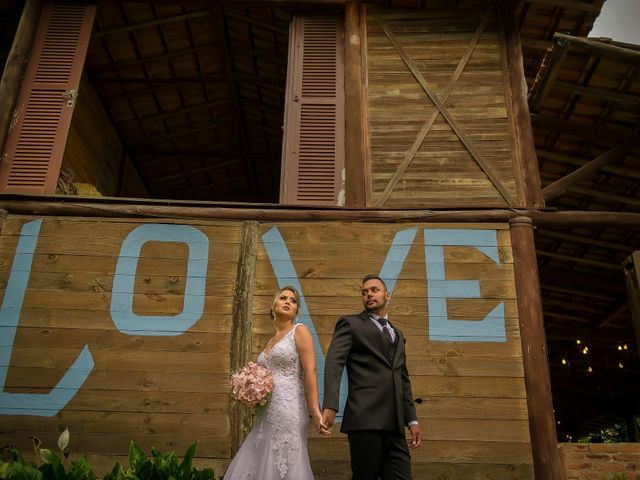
0, 2, 96, 194
281, 14, 345, 206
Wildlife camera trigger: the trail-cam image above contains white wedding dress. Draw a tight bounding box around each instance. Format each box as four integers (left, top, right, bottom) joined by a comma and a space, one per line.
224, 324, 314, 479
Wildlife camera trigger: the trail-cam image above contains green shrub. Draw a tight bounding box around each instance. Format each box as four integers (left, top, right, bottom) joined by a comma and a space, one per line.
0, 431, 215, 480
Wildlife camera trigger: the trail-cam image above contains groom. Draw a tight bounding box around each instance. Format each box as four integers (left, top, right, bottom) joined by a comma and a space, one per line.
322, 274, 421, 480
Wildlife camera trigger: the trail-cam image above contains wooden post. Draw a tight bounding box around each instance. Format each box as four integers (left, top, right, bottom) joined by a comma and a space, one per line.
623, 252, 640, 358
229, 221, 259, 454
0, 0, 42, 158
502, 6, 544, 208
344, 1, 366, 207
510, 216, 564, 480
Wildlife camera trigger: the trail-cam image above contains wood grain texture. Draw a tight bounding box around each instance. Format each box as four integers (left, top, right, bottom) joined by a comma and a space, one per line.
366, 7, 520, 208
0, 217, 532, 478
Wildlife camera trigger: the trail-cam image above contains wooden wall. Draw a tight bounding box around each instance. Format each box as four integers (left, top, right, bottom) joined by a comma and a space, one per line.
0, 215, 534, 479
366, 4, 524, 208
61, 77, 148, 197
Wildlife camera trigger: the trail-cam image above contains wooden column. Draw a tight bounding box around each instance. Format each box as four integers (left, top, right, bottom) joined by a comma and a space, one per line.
623, 252, 640, 357
510, 216, 564, 480
502, 6, 544, 208
0, 0, 42, 158
229, 221, 259, 454
344, 1, 366, 207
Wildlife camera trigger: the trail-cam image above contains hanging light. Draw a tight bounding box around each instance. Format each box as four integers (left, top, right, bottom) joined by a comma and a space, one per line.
582, 346, 589, 354
561, 358, 568, 365
576, 339, 582, 345
587, 366, 593, 373
623, 344, 628, 350
619, 363, 624, 369
618, 345, 623, 351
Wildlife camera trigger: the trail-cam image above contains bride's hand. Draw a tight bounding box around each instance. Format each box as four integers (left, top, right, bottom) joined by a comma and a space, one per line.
312, 410, 331, 435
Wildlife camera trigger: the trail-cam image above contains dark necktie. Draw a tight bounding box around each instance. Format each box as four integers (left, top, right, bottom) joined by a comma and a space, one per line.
376, 317, 394, 348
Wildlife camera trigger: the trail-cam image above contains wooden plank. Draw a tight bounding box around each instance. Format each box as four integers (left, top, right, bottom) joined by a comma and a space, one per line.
373, 5, 515, 205
4, 367, 230, 394
375, 7, 493, 206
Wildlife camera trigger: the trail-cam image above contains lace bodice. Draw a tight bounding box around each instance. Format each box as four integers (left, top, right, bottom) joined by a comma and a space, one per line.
258, 325, 305, 399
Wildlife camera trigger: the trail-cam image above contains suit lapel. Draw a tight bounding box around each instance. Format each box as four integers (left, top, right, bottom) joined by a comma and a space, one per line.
360, 311, 391, 366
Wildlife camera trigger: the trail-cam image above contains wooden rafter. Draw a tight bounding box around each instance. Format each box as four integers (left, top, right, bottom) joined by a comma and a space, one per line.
528, 35, 570, 113
92, 10, 211, 39
370, 6, 516, 206
531, 113, 638, 142
542, 143, 634, 201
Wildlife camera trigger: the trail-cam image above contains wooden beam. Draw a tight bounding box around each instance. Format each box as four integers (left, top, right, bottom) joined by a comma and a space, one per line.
594, 302, 629, 328
147, 159, 243, 184
0, 196, 640, 226
0, 0, 41, 158
554, 33, 640, 64
531, 113, 638, 142
546, 325, 635, 343
553, 80, 640, 106
93, 74, 285, 86
92, 10, 212, 39
537, 149, 640, 180
565, 185, 640, 209
224, 8, 289, 36
536, 250, 623, 271
522, 0, 598, 13
528, 35, 570, 113
624, 252, 640, 359
542, 143, 633, 201
536, 229, 633, 253
503, 5, 544, 207
510, 216, 564, 480
344, 1, 366, 208
229, 221, 259, 454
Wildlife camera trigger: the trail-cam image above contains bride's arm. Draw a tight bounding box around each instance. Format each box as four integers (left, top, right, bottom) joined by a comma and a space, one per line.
295, 325, 330, 434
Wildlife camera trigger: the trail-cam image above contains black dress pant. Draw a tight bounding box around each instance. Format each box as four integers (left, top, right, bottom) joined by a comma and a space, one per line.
347, 429, 412, 480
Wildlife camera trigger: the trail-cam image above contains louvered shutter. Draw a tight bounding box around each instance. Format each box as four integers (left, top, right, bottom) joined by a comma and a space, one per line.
281, 14, 345, 206
0, 2, 96, 194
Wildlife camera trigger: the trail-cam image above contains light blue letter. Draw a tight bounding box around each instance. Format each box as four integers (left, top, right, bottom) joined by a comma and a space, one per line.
111, 224, 208, 335
0, 220, 94, 416
425, 229, 506, 342
261, 227, 417, 419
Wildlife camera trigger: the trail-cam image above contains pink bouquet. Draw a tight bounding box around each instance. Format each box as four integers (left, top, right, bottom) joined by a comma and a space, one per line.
229, 361, 274, 409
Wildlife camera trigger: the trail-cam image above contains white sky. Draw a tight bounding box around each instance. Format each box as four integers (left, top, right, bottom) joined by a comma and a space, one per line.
588, 0, 640, 45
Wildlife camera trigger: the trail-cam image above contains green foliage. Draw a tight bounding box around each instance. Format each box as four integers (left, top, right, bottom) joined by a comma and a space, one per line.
602, 473, 629, 480
103, 442, 214, 480
0, 431, 93, 480
578, 422, 628, 443
0, 432, 215, 480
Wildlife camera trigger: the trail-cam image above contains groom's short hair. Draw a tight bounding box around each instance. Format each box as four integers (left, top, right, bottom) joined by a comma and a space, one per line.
362, 274, 387, 290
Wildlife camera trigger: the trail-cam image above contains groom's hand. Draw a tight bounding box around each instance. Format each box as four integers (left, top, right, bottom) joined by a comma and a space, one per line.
408, 424, 422, 449
322, 408, 336, 431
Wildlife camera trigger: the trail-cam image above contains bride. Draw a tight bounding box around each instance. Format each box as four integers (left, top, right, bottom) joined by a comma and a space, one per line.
224, 286, 329, 479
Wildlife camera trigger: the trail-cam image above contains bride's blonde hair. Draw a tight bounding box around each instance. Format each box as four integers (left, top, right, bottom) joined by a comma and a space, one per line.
270, 285, 301, 322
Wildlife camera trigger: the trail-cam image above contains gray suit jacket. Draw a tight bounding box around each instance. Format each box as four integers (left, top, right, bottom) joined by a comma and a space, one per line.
323, 311, 418, 433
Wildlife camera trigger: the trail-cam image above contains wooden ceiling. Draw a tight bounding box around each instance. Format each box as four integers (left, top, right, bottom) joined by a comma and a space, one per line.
1, 0, 640, 439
